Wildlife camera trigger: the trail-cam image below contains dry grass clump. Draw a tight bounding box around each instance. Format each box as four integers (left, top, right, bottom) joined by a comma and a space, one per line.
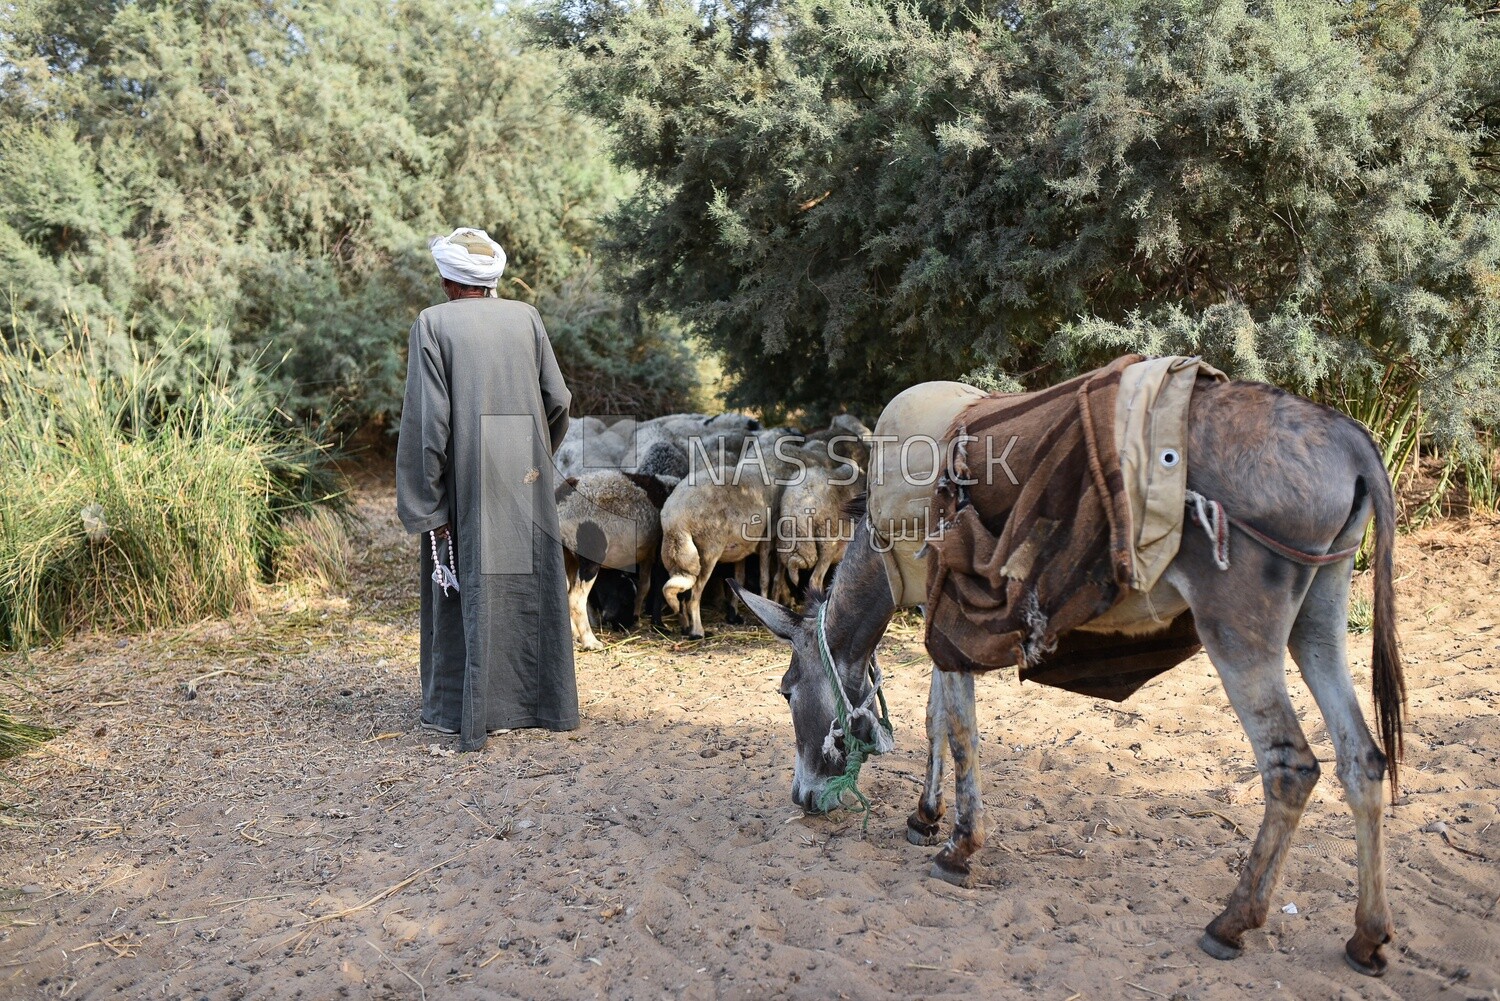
274, 507, 354, 592
0, 696, 49, 762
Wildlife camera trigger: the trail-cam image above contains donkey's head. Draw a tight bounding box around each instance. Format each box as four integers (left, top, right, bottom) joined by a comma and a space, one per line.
728, 583, 885, 813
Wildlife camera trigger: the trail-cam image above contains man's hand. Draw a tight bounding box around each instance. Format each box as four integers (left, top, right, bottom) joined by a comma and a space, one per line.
433, 524, 451, 542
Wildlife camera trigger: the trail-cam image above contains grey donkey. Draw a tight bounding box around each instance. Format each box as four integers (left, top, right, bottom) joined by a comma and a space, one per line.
733, 378, 1405, 977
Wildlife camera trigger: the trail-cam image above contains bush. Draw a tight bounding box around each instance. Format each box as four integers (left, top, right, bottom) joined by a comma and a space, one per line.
560, 0, 1500, 438
0, 328, 343, 651
538, 262, 699, 416
0, 0, 673, 427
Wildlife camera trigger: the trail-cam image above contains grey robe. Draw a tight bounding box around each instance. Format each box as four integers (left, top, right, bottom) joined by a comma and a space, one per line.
395, 297, 577, 750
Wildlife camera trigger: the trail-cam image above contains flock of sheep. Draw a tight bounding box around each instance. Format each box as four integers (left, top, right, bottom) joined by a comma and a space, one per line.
552, 411, 872, 648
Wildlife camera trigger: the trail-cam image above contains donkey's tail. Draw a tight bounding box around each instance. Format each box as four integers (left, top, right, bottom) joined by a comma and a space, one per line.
1367, 443, 1406, 800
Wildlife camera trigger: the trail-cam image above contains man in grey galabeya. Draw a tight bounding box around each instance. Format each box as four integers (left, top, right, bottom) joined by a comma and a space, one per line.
396, 227, 577, 751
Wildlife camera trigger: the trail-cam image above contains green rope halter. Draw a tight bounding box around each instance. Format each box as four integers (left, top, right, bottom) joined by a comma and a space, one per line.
813, 602, 894, 828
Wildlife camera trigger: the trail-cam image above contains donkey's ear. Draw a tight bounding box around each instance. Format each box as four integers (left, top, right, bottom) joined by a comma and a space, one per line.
727, 580, 800, 642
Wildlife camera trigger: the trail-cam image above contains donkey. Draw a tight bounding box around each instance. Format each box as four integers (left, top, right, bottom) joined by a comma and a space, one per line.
732, 377, 1405, 977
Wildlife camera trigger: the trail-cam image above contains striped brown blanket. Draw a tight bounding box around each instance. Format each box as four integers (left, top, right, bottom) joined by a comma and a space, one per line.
923, 355, 1202, 700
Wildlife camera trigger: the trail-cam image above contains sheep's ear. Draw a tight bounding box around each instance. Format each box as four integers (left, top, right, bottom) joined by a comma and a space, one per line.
727, 580, 800, 642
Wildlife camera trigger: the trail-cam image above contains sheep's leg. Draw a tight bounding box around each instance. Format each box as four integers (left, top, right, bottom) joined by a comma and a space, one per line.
648, 562, 668, 631
809, 545, 835, 595
660, 532, 699, 633
774, 561, 797, 606
688, 554, 720, 640
634, 561, 651, 624
771, 530, 793, 605
567, 567, 603, 651
724, 560, 746, 625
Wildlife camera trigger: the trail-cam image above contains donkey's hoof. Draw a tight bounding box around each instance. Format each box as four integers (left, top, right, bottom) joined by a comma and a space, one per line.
1344, 936, 1389, 977
928, 856, 973, 888
1198, 930, 1242, 962
906, 814, 943, 847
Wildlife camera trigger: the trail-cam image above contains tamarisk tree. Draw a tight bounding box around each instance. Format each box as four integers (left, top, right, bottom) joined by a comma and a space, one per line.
559, 0, 1500, 444
1, 0, 694, 421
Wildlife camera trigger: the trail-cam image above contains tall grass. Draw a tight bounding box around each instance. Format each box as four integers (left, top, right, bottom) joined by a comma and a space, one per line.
1460, 435, 1499, 514
0, 330, 342, 652
1328, 362, 1425, 498
1328, 362, 1499, 526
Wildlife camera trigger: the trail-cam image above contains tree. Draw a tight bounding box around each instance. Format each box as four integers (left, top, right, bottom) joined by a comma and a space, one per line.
560, 0, 1500, 442
0, 0, 695, 422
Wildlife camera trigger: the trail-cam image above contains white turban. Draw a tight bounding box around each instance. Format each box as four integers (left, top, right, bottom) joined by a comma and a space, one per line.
429, 228, 507, 288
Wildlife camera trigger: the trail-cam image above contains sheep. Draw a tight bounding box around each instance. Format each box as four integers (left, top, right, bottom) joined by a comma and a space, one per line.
657, 412, 758, 441
636, 439, 689, 480
555, 470, 675, 650
801, 413, 872, 472
658, 431, 806, 639
655, 413, 761, 472
614, 418, 684, 474
773, 441, 868, 600
586, 567, 639, 631
560, 412, 757, 478
555, 416, 632, 478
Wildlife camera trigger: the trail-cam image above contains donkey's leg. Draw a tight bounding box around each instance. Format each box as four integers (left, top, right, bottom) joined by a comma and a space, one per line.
1289, 562, 1394, 976
931, 672, 984, 887
907, 667, 950, 846
1198, 624, 1320, 961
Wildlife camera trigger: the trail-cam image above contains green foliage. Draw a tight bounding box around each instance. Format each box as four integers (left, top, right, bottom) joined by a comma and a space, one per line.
1347, 593, 1374, 635
0, 327, 341, 651
538, 262, 698, 414
560, 0, 1500, 438
1461, 438, 1499, 514
0, 0, 684, 423
959, 363, 1024, 396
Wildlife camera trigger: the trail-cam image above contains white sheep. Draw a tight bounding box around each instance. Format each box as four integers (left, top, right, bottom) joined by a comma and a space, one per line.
559, 412, 759, 478
658, 433, 798, 639
774, 443, 867, 599
555, 416, 631, 478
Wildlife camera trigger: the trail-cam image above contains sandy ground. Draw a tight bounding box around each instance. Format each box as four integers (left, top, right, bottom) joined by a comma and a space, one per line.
1, 477, 1497, 1001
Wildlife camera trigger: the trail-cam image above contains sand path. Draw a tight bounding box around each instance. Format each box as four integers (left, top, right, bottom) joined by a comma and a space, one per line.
2, 480, 1496, 1000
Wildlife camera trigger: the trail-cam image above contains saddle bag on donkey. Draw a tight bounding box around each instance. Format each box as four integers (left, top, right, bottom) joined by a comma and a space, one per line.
923, 354, 1226, 701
